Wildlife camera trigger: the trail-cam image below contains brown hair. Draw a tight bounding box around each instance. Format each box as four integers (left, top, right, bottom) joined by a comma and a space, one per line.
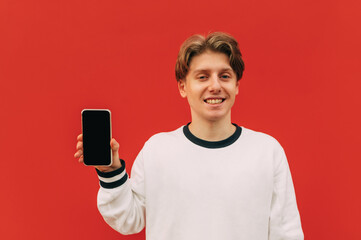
175, 32, 245, 82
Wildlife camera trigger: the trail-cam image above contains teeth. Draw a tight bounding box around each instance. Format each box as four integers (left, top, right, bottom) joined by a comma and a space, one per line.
206, 99, 223, 104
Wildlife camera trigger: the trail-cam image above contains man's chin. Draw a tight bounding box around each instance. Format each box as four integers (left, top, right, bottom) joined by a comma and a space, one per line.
203, 113, 229, 123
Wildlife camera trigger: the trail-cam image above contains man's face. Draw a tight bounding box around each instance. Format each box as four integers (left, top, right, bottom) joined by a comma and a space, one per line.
178, 50, 239, 123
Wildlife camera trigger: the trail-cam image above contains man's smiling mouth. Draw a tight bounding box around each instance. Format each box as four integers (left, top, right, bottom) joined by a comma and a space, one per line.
204, 98, 225, 104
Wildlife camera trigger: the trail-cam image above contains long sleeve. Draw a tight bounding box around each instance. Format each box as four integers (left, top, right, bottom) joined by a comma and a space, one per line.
97, 151, 146, 235
268, 147, 304, 240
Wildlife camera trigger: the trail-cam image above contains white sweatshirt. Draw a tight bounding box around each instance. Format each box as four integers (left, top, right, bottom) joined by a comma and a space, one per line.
96, 124, 304, 240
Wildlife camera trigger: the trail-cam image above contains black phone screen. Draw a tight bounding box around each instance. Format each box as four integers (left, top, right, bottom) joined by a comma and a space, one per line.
82, 110, 112, 166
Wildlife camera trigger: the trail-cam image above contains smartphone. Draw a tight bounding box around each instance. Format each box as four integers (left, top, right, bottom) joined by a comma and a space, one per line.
81, 109, 113, 166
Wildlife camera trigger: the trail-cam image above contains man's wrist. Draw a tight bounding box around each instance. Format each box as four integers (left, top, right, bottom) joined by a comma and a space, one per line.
96, 159, 128, 189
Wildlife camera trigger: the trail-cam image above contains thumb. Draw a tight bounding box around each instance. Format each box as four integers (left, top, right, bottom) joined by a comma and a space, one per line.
111, 138, 119, 151
111, 138, 119, 158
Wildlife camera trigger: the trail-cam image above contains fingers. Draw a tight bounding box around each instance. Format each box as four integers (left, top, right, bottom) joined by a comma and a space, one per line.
76, 141, 83, 151
74, 149, 83, 158
77, 134, 83, 141
75, 133, 83, 159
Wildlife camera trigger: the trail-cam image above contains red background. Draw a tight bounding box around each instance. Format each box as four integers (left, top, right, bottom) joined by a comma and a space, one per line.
1, 0, 360, 239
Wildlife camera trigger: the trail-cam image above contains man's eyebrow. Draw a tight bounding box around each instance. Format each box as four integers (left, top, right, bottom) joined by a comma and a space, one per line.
219, 67, 234, 72
192, 69, 208, 74
191, 68, 233, 74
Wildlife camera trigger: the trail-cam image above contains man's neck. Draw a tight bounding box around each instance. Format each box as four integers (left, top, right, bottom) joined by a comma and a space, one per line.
188, 116, 236, 142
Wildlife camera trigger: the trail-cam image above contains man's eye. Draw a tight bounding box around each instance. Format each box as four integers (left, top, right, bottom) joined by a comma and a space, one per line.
198, 75, 207, 80
221, 75, 230, 79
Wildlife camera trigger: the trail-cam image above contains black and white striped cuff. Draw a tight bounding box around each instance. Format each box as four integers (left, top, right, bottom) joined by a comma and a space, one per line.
96, 159, 128, 189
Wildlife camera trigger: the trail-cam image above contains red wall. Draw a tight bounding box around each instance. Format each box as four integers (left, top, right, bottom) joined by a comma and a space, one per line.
1, 0, 360, 239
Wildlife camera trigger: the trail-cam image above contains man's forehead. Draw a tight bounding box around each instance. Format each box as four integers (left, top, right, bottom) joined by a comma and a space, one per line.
188, 51, 231, 70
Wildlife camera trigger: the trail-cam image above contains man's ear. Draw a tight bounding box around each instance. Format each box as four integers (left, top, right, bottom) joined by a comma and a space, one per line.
178, 79, 187, 98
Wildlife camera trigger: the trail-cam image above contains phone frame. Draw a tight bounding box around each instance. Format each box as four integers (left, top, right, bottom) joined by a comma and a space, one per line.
81, 109, 113, 166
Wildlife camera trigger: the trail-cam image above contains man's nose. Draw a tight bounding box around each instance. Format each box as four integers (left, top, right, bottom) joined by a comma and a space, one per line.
208, 75, 222, 92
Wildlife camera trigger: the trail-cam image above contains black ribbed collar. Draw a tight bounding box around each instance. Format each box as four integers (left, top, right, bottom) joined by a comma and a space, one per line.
183, 123, 242, 149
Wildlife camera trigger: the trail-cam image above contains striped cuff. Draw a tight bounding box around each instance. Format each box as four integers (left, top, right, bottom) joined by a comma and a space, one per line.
96, 159, 128, 189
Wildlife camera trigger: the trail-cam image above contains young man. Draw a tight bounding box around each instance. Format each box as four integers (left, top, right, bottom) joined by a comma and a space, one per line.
75, 32, 304, 240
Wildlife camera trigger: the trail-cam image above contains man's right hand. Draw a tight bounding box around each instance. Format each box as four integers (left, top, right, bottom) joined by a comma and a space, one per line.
74, 134, 122, 172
